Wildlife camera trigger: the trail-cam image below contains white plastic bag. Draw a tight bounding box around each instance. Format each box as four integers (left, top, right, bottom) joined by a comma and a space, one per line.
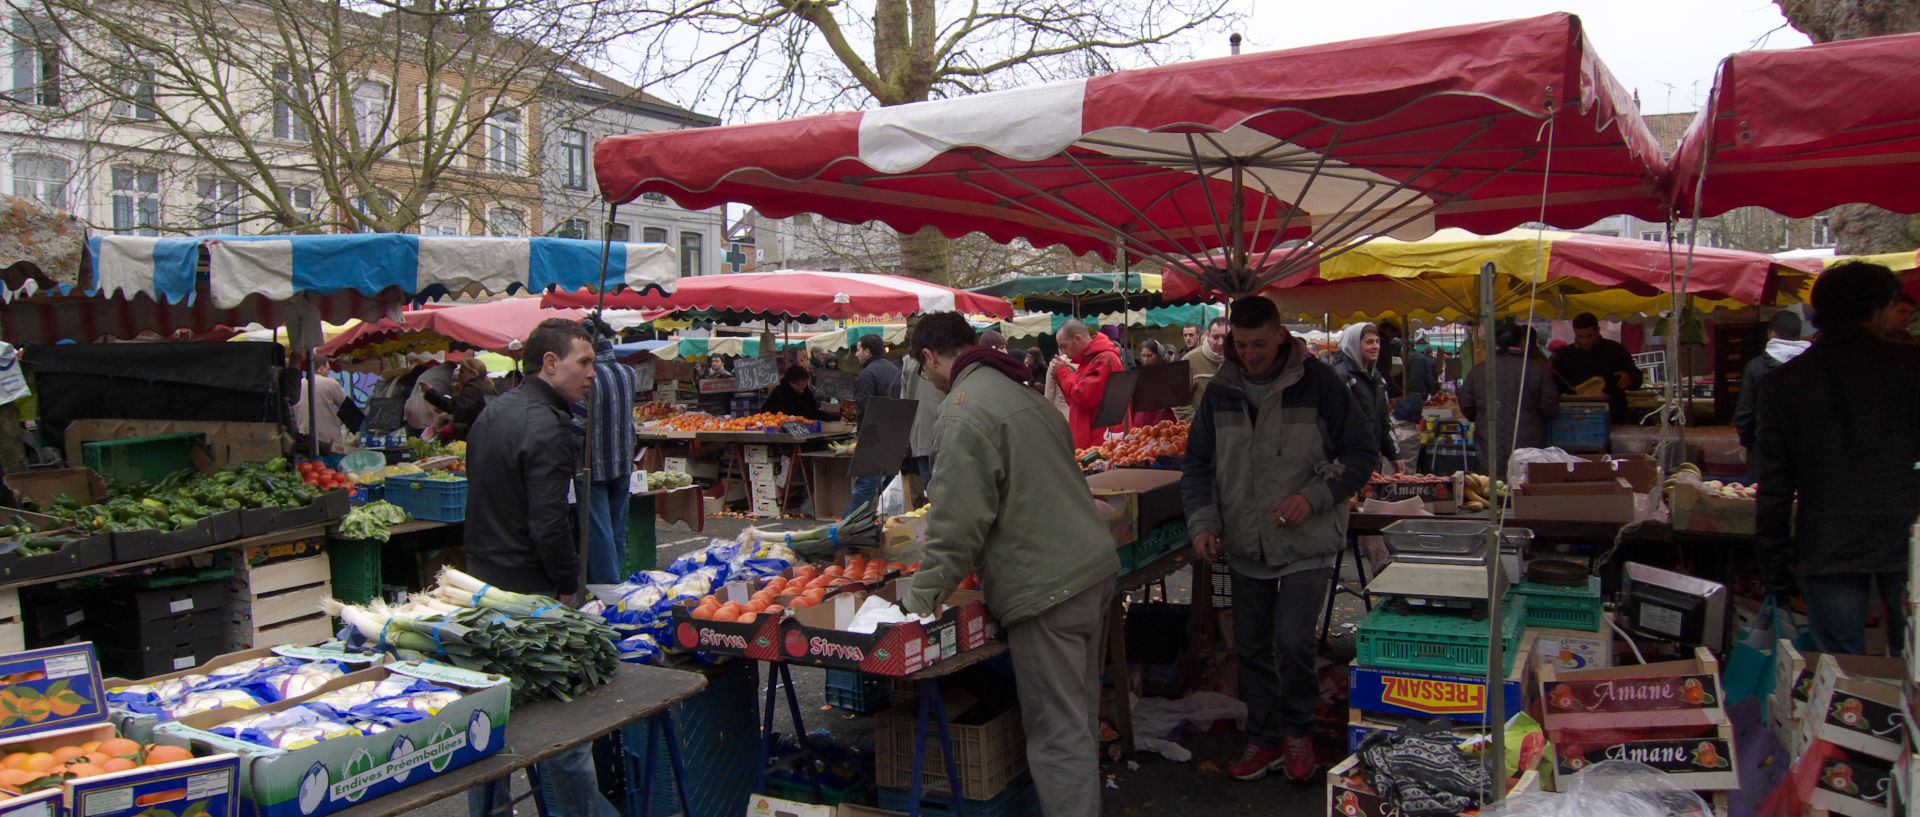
877, 475, 907, 517
0, 343, 28, 406
1507, 447, 1588, 489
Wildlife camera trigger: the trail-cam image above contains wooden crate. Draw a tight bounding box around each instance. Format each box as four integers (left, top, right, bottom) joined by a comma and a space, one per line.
220, 550, 333, 650
0, 587, 21, 654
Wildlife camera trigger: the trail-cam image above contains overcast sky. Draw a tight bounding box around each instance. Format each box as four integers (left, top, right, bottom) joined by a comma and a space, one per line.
1202, 1, 1810, 116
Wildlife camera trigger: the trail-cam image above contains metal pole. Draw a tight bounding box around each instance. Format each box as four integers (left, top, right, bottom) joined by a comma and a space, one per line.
579, 202, 625, 590
1478, 260, 1506, 802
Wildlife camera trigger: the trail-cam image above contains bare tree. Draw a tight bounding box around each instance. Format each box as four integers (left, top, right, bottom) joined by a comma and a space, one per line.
628, 0, 1235, 281
1773, 0, 1920, 254
9, 0, 660, 235
768, 211, 1114, 287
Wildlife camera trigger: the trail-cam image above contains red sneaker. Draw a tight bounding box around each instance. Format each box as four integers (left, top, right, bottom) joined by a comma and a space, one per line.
1228, 743, 1286, 781
1282, 735, 1317, 781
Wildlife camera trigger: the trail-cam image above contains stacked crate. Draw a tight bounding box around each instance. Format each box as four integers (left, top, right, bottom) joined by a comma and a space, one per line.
221, 537, 334, 649
1538, 647, 1741, 810
0, 588, 20, 654
91, 572, 231, 677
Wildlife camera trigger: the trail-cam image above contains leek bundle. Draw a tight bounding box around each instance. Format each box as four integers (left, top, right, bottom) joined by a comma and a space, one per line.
743, 501, 876, 559
326, 568, 619, 704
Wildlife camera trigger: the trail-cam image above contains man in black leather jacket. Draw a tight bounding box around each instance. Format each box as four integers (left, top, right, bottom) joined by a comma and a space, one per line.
1754, 262, 1920, 656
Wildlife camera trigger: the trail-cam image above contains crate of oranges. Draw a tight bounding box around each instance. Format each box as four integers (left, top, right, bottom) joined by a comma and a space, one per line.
669, 555, 918, 660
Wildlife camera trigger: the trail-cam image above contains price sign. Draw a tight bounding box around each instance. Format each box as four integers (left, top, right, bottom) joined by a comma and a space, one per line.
781, 421, 814, 436
813, 368, 857, 400
734, 355, 779, 391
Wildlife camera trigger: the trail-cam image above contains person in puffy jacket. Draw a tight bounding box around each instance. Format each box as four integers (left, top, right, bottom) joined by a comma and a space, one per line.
1051, 320, 1125, 448
1734, 311, 1810, 452
1327, 322, 1401, 473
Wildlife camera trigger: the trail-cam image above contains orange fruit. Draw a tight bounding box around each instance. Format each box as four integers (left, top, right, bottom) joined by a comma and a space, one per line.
22, 754, 56, 773
100, 758, 135, 773
745, 600, 766, 613
80, 742, 99, 753
143, 746, 192, 766
51, 746, 85, 763
97, 738, 139, 758
65, 763, 103, 778
0, 768, 33, 788
710, 608, 739, 623
1, 753, 26, 770
735, 612, 756, 624
764, 604, 784, 614
788, 597, 814, 609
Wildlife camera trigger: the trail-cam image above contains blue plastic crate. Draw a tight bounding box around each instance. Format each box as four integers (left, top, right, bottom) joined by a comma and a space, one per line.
876, 775, 1039, 817
825, 669, 892, 714
1548, 403, 1611, 450
384, 473, 467, 522
623, 662, 760, 817
347, 483, 384, 506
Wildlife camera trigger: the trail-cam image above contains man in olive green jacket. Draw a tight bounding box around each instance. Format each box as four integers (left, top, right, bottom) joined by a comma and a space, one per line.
900, 312, 1118, 817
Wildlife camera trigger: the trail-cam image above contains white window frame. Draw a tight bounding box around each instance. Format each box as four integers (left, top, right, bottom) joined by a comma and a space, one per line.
560, 128, 588, 190
420, 198, 465, 236
9, 13, 60, 108
111, 166, 160, 235
12, 153, 68, 210
272, 64, 309, 142
1811, 215, 1834, 248
486, 204, 525, 237
1638, 230, 1664, 243
485, 105, 521, 173
641, 225, 667, 244
679, 230, 703, 277
350, 78, 391, 149
113, 42, 157, 120
606, 222, 631, 242
195, 176, 240, 235
289, 186, 316, 226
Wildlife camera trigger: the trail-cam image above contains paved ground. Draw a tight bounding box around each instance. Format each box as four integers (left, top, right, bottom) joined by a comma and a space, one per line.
409, 516, 1372, 816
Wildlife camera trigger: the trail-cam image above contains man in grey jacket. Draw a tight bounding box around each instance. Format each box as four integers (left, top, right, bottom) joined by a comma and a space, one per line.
1182, 297, 1376, 782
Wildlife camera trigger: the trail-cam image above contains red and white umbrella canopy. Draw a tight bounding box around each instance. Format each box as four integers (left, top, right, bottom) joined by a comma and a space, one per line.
596, 13, 1665, 297
1668, 30, 1920, 218
542, 270, 1014, 320
318, 297, 594, 358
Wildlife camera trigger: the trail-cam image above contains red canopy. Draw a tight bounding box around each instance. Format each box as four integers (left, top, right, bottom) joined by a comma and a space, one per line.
318, 298, 588, 358
542, 271, 1014, 320
595, 13, 1664, 296
1668, 31, 1920, 218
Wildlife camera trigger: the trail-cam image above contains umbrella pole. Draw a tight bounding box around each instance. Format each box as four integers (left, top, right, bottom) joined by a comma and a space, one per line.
1478, 260, 1507, 803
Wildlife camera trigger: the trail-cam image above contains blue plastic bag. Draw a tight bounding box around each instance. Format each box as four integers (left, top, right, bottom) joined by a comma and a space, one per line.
1722, 596, 1801, 708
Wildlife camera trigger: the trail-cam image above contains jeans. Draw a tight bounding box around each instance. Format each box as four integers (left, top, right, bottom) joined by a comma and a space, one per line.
1801, 572, 1908, 656
1230, 566, 1333, 744
845, 474, 883, 518
468, 744, 617, 817
586, 478, 631, 586
906, 455, 933, 486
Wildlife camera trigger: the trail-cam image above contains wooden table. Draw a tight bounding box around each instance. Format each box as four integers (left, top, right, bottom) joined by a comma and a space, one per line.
702, 431, 850, 517
325, 664, 708, 817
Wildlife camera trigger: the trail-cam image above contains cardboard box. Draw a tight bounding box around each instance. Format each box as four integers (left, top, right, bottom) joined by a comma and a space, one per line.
3, 470, 108, 508
157, 660, 509, 817
879, 513, 928, 563
698, 377, 738, 394
103, 645, 382, 743
1083, 469, 1182, 532
1362, 477, 1457, 514
0, 788, 58, 817
1513, 477, 1636, 523
1774, 644, 1904, 725
666, 585, 786, 662
1089, 489, 1138, 547
747, 794, 835, 817
1801, 653, 1907, 761
1668, 483, 1755, 536
1538, 647, 1739, 791
63, 420, 284, 470
777, 580, 992, 676
1346, 659, 1526, 725
1525, 454, 1659, 493
1527, 615, 1615, 673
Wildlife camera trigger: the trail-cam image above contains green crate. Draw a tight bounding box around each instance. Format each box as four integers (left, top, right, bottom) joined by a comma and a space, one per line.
765, 775, 873, 807
1509, 577, 1603, 631
623, 493, 659, 578
1356, 598, 1526, 676
82, 432, 205, 485
1137, 520, 1189, 558
328, 537, 383, 605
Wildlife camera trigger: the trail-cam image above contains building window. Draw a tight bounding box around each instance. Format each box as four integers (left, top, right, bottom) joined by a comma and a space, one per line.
486, 107, 520, 173
114, 43, 156, 120
351, 80, 390, 148
12, 153, 67, 209
348, 192, 395, 233
420, 199, 464, 236
272, 64, 308, 142
111, 167, 160, 235
679, 231, 703, 277
642, 226, 666, 244
560, 128, 587, 190
487, 206, 525, 237
1638, 230, 1664, 243
640, 192, 667, 204
9, 14, 59, 108
1811, 215, 1834, 248
1670, 231, 1691, 246
196, 177, 240, 234
290, 187, 316, 225
555, 217, 589, 239
606, 222, 630, 242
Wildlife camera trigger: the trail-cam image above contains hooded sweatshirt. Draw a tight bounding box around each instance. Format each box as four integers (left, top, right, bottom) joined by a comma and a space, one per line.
1734, 337, 1814, 449
1327, 324, 1395, 462
1055, 331, 1125, 448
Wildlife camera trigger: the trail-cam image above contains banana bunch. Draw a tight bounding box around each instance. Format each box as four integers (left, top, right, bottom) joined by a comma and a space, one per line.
1459, 473, 1506, 512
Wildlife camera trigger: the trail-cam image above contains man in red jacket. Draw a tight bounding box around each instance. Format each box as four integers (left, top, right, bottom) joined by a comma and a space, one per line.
1051, 319, 1124, 448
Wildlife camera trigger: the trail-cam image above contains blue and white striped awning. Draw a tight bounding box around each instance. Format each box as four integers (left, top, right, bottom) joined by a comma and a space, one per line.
90, 233, 677, 308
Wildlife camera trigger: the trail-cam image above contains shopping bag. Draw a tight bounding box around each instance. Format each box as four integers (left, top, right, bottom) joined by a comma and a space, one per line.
1722, 596, 1798, 706
1727, 698, 1788, 817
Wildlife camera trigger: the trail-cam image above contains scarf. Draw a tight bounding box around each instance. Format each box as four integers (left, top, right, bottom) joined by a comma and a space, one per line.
953, 346, 1034, 384
1195, 342, 1225, 365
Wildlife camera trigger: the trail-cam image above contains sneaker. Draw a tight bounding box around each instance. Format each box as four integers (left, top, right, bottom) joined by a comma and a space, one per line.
1282, 735, 1316, 781
1228, 742, 1286, 781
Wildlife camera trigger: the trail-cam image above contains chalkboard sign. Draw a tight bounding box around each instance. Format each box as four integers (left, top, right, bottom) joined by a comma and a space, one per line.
734, 355, 779, 392
632, 361, 656, 393
814, 368, 857, 401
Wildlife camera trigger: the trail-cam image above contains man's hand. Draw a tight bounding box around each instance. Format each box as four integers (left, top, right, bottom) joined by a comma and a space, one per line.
1392, 460, 1409, 475
559, 592, 582, 609
1052, 354, 1074, 373
1272, 494, 1312, 529
1192, 532, 1222, 563
1613, 371, 1633, 389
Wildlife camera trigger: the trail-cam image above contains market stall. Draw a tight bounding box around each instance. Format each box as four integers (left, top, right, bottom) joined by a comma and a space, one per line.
969, 271, 1163, 317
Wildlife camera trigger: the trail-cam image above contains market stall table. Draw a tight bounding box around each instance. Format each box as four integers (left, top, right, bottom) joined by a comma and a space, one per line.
797, 450, 855, 521
699, 430, 851, 517
323, 663, 708, 817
